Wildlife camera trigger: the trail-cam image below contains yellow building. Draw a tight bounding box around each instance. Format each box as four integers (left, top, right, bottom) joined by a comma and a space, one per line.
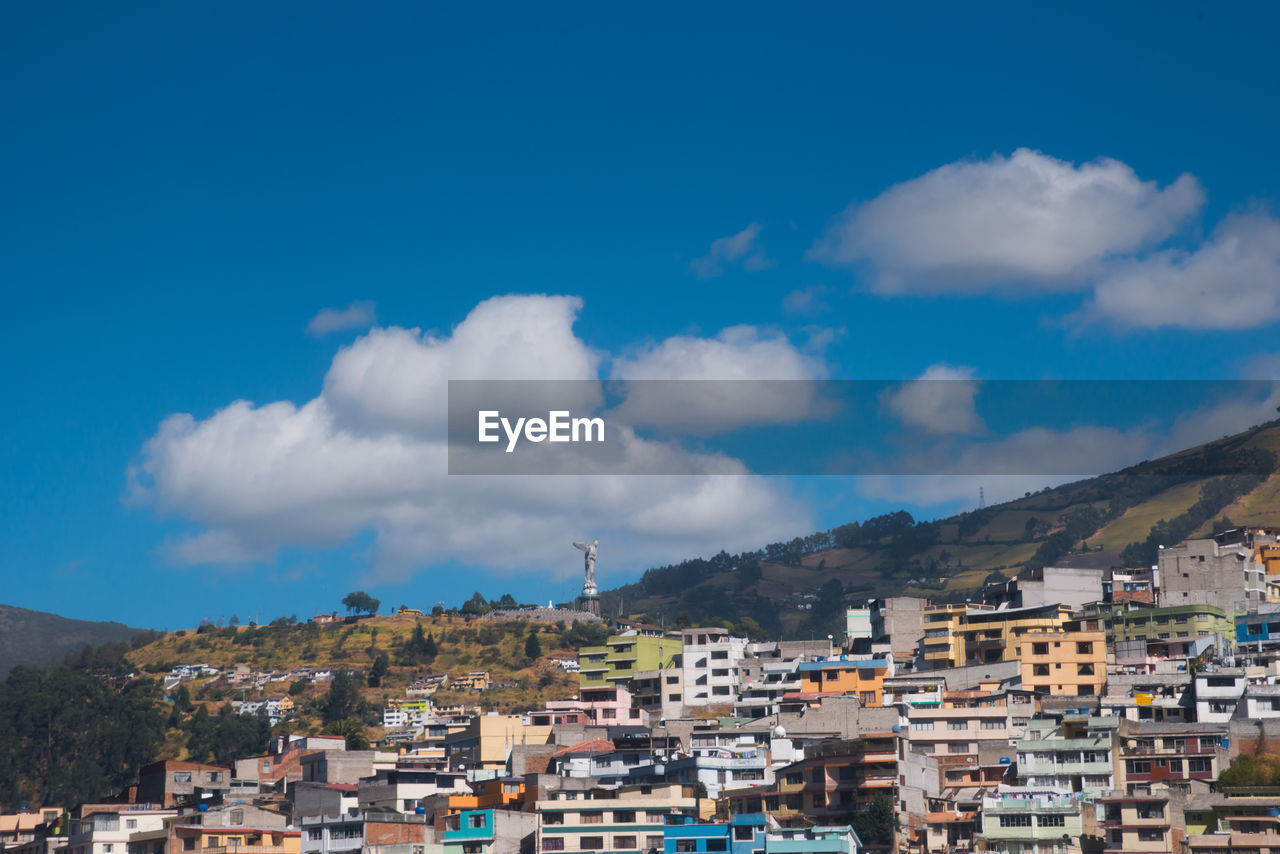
921, 603, 1071, 669
444, 714, 554, 771
1019, 627, 1106, 696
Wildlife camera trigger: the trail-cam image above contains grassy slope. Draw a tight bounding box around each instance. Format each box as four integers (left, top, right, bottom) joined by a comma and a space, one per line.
127, 614, 584, 753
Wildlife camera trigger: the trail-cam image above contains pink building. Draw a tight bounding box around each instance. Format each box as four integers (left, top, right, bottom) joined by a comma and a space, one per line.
526, 686, 647, 726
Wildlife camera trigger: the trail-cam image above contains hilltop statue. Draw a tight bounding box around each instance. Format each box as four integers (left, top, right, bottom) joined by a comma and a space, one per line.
573, 538, 599, 596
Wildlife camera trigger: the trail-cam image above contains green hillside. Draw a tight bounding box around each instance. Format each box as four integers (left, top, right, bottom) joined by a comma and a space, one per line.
0, 604, 149, 675
599, 419, 1280, 639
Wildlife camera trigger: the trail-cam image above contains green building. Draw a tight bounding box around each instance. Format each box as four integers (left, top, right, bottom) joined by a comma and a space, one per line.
1110, 604, 1232, 644
579, 629, 682, 693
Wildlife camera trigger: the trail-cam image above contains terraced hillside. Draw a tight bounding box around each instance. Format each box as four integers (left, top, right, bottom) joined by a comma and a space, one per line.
600, 420, 1280, 639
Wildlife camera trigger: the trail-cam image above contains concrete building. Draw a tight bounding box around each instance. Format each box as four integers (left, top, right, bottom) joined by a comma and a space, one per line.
630, 669, 685, 721
762, 826, 860, 854
298, 810, 437, 854
919, 603, 1071, 670
841, 609, 871, 650
680, 628, 747, 712
1160, 535, 1266, 615
62, 809, 176, 854
869, 597, 928, 665
534, 783, 697, 854
441, 808, 537, 854
1015, 714, 1118, 800
1193, 669, 1248, 723
1095, 792, 1182, 854
134, 762, 231, 807
1113, 719, 1227, 794
979, 789, 1085, 854
445, 716, 555, 773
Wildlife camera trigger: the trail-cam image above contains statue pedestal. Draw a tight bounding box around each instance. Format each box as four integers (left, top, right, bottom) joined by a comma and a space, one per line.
576, 593, 601, 617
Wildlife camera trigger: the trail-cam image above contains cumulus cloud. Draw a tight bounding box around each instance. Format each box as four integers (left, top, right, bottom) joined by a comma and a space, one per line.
130, 295, 813, 580
1087, 212, 1280, 329
306, 301, 377, 336
609, 325, 828, 434
810, 148, 1203, 293
690, 223, 772, 278
885, 364, 984, 435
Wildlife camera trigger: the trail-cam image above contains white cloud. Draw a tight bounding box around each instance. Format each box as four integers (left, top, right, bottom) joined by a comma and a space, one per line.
810, 148, 1203, 293
885, 364, 984, 435
609, 325, 828, 434
130, 295, 813, 581
306, 301, 377, 336
782, 285, 831, 316
690, 223, 772, 278
1086, 212, 1280, 329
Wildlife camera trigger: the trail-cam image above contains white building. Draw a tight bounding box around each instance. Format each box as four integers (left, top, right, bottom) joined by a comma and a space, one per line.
680, 628, 747, 710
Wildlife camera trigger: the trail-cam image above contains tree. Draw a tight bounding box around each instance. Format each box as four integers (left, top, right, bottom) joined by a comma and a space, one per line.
323, 719, 370, 751
851, 792, 894, 847
342, 591, 381, 616
399, 625, 438, 665
524, 631, 542, 659
323, 670, 361, 723
368, 653, 390, 687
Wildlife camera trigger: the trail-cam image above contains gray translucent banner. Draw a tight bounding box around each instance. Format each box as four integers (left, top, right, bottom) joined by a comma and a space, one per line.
446, 379, 1280, 476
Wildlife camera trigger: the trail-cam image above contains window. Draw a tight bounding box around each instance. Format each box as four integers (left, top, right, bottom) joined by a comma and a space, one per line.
999, 815, 1032, 828
1038, 815, 1065, 827
675, 843, 697, 853
613, 811, 635, 824
579, 838, 604, 851
613, 837, 636, 850
733, 828, 755, 842
784, 773, 802, 785
103, 845, 113, 853
810, 769, 825, 783
542, 840, 564, 852
645, 837, 664, 851
126, 820, 137, 830
1189, 758, 1211, 773
174, 772, 193, 783
1032, 643, 1048, 655
705, 840, 727, 852
207, 772, 222, 782
1033, 664, 1050, 677
981, 720, 1003, 730
948, 720, 967, 730
184, 840, 197, 851
1126, 760, 1151, 774
580, 812, 603, 825
469, 814, 488, 829
543, 814, 564, 825
948, 743, 969, 754
645, 812, 667, 823
1138, 829, 1164, 842
1077, 663, 1095, 676
911, 721, 934, 731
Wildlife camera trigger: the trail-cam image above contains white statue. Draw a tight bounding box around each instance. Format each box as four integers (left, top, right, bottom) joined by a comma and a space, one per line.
573, 538, 599, 595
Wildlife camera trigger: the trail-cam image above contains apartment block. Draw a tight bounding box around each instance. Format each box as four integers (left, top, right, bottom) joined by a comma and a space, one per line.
680, 628, 747, 711
1160, 535, 1266, 614
1019, 627, 1106, 697
579, 631, 682, 694
534, 783, 697, 854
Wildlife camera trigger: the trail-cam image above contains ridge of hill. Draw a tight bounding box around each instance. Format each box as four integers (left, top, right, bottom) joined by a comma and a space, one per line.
0, 604, 148, 675
598, 419, 1280, 638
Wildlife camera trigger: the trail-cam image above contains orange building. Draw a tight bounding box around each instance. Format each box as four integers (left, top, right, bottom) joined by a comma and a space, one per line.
794, 658, 892, 705
1019, 627, 1106, 697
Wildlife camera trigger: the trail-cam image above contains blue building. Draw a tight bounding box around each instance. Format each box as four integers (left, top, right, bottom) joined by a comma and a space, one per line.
664, 814, 767, 854
444, 808, 538, 854
1236, 610, 1280, 649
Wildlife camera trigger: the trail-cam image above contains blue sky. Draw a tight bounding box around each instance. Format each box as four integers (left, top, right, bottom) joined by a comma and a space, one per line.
4, 3, 1280, 629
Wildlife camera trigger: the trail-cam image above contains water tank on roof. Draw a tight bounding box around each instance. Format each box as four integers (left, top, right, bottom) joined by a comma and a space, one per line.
892, 725, 901, 733
415, 806, 426, 815
999, 758, 1011, 764
197, 804, 209, 812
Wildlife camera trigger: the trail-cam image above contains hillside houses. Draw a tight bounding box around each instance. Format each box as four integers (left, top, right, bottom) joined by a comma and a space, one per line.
16, 528, 1280, 854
